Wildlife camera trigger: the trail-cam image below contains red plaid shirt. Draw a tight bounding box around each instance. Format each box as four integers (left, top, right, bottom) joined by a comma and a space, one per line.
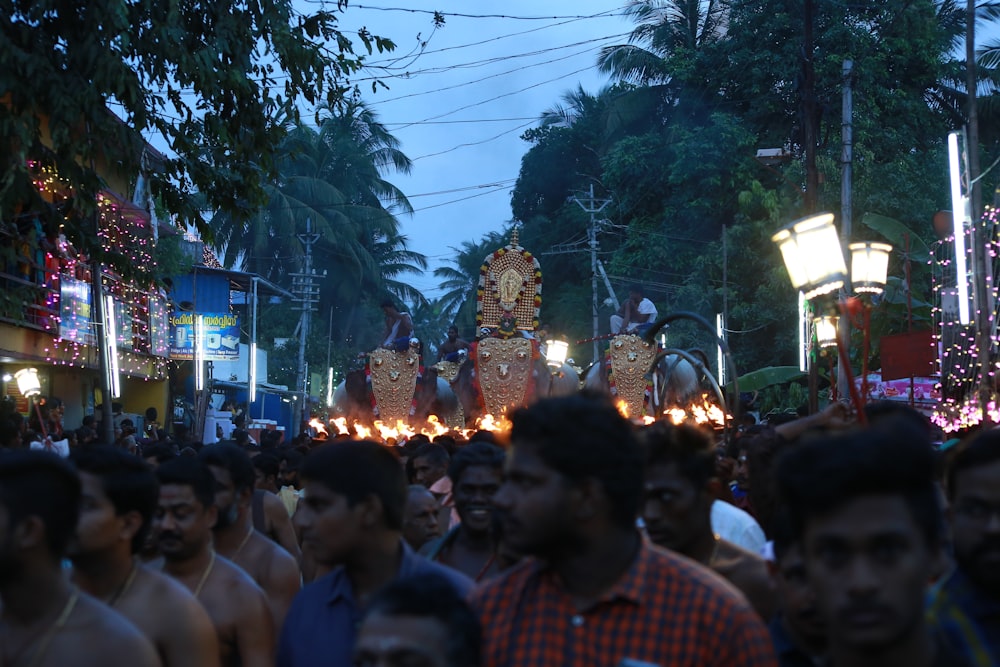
470, 539, 776, 667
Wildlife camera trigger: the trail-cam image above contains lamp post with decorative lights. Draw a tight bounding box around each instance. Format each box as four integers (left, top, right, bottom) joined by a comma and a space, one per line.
772, 213, 892, 423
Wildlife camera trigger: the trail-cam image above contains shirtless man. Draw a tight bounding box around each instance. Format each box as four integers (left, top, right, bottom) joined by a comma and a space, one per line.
639, 422, 776, 620
200, 443, 301, 629
250, 485, 302, 562
437, 326, 470, 362
70, 446, 219, 667
0, 450, 159, 667
154, 457, 274, 667
380, 299, 413, 351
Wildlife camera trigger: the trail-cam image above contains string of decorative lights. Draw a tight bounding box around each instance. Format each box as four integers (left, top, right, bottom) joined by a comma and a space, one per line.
26, 165, 169, 380
931, 204, 1000, 432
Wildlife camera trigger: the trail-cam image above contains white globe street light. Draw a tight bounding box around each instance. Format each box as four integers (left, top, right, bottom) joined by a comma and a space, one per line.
771, 212, 847, 300
850, 242, 893, 295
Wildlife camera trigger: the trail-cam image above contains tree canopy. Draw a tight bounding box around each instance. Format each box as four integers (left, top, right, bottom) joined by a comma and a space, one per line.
0, 0, 393, 265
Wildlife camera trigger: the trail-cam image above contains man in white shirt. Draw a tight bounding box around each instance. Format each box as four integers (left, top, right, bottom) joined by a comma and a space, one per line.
711, 498, 767, 555
610, 284, 658, 334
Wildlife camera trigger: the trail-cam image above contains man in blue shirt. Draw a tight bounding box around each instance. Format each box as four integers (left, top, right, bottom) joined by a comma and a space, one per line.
277, 440, 473, 667
928, 430, 1000, 667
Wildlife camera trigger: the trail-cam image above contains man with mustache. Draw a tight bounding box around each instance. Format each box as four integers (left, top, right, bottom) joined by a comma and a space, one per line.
70, 446, 219, 667
929, 430, 1000, 665
422, 442, 505, 581
776, 424, 961, 667
154, 456, 274, 667
638, 422, 776, 620
199, 443, 301, 630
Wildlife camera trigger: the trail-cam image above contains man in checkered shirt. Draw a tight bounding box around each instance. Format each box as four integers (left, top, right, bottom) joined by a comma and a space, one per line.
470, 394, 776, 667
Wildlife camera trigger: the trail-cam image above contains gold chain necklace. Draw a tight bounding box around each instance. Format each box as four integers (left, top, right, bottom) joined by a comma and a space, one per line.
707, 534, 721, 568
21, 588, 79, 667
162, 550, 216, 600
106, 561, 139, 608
231, 527, 254, 564
193, 551, 216, 599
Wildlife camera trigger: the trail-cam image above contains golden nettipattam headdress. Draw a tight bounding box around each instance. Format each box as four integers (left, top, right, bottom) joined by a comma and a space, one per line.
476, 228, 542, 333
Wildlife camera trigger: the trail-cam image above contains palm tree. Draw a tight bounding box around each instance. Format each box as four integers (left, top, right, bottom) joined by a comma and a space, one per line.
596, 0, 727, 92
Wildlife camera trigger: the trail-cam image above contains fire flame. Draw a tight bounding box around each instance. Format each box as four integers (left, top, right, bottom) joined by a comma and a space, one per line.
309, 412, 510, 446
663, 394, 729, 428
308, 418, 328, 437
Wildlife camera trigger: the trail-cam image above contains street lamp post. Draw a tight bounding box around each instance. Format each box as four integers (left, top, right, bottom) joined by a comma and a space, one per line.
772, 213, 891, 423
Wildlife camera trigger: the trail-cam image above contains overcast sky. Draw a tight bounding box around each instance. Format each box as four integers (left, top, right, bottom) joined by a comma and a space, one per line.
331, 2, 632, 300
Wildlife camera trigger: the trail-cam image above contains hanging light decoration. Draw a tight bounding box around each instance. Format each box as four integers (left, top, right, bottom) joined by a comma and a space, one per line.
850, 242, 893, 294
772, 213, 847, 300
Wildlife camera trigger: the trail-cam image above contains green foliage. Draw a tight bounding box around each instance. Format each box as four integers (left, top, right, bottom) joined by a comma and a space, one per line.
506, 0, 996, 383
0, 0, 393, 271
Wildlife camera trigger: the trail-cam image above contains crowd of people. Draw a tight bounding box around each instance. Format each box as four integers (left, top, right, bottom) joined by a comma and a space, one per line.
0, 391, 998, 667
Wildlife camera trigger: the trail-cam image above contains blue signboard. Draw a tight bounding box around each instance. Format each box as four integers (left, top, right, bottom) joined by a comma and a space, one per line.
169, 311, 240, 361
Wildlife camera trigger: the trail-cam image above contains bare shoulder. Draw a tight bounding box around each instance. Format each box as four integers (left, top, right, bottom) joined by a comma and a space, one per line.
216, 555, 269, 603
261, 490, 286, 513
46, 592, 159, 666
129, 564, 216, 624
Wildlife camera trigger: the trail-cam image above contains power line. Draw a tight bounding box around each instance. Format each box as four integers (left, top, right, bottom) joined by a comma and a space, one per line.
366, 41, 614, 105
392, 63, 601, 131
411, 122, 536, 161
409, 186, 512, 213
340, 5, 631, 21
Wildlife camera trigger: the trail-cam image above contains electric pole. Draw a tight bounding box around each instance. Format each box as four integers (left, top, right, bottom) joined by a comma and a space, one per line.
290, 218, 320, 434
838, 60, 854, 401
572, 184, 611, 365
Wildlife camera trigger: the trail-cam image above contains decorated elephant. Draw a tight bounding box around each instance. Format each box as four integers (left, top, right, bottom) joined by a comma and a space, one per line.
332, 370, 462, 427
332, 350, 463, 427
583, 333, 701, 417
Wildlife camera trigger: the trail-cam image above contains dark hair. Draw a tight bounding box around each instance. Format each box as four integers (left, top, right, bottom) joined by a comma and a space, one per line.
280, 448, 304, 469
144, 407, 158, 422
155, 456, 216, 509
628, 284, 644, 295
509, 394, 642, 528
253, 451, 281, 479
776, 424, 942, 548
379, 298, 396, 309
82, 415, 96, 427
770, 507, 799, 564
0, 450, 80, 557
300, 441, 407, 530
639, 422, 716, 489
0, 416, 22, 448
199, 443, 256, 493
412, 442, 449, 467
142, 443, 177, 465
364, 575, 482, 667
946, 429, 1000, 501
72, 447, 158, 553
232, 429, 250, 446
448, 442, 504, 485
864, 401, 932, 436
467, 430, 498, 445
